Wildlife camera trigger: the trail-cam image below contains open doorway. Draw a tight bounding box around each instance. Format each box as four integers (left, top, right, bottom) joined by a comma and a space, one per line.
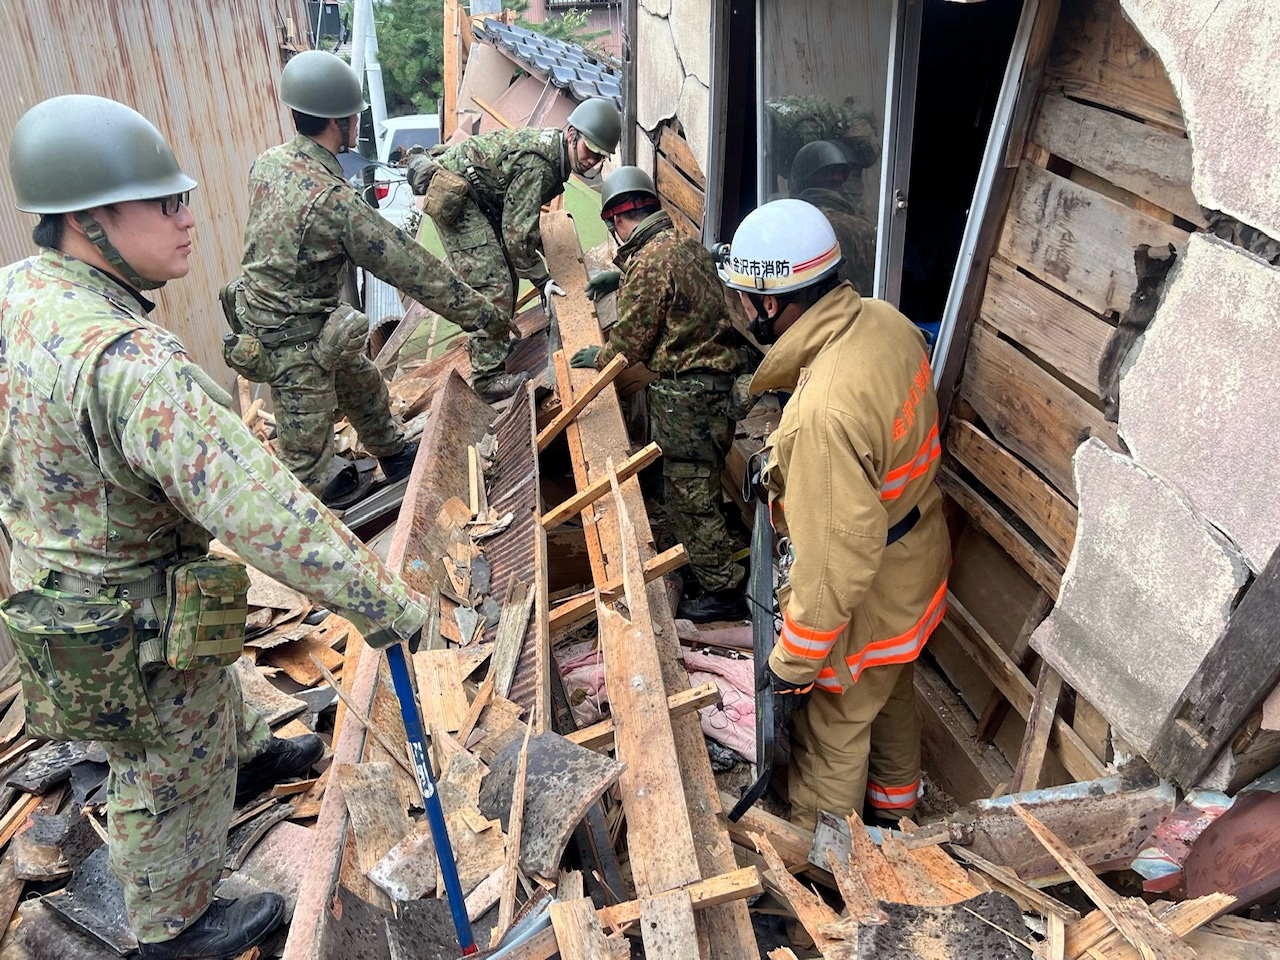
899, 0, 1023, 342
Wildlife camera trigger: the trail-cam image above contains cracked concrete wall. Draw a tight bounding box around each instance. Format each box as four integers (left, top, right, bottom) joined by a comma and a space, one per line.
1031, 440, 1250, 759
1119, 233, 1280, 573
1121, 0, 1280, 241
636, 0, 712, 174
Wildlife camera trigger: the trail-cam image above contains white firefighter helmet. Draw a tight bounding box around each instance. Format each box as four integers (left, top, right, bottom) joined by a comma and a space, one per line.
718, 198, 843, 295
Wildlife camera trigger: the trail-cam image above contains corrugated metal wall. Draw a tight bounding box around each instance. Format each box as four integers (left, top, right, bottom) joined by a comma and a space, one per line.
0, 0, 310, 385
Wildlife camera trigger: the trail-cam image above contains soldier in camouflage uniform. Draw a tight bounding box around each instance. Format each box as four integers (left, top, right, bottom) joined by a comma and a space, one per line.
789, 139, 878, 295
1, 95, 429, 960
234, 51, 509, 497
408, 99, 622, 402
571, 167, 749, 622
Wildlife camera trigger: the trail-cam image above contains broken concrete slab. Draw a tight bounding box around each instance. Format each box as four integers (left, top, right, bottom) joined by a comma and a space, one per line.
1119, 233, 1280, 572
41, 845, 136, 955
478, 731, 624, 878
8, 741, 106, 795
856, 892, 1032, 960
12, 898, 121, 960
217, 820, 314, 920
1030, 438, 1250, 758
1120, 0, 1280, 241
636, 10, 682, 131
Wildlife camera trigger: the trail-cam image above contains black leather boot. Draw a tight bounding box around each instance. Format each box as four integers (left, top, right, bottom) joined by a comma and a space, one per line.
136, 894, 285, 960
378, 440, 420, 484
235, 734, 324, 807
677, 586, 748, 623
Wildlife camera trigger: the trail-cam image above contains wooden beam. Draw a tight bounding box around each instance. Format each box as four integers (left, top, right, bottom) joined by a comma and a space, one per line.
1010, 665, 1064, 793
1147, 546, 1280, 786
943, 595, 1106, 782
947, 418, 1077, 567
494, 727, 531, 946
976, 591, 1053, 742
548, 545, 688, 633
962, 324, 1119, 504
939, 467, 1062, 598
549, 897, 628, 960
542, 212, 756, 956
536, 352, 629, 452
915, 657, 1014, 804
568, 681, 721, 752
538, 442, 660, 529
1014, 804, 1196, 960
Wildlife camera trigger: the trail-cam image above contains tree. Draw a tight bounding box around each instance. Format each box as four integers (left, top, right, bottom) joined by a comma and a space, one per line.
374, 0, 447, 116
504, 2, 610, 53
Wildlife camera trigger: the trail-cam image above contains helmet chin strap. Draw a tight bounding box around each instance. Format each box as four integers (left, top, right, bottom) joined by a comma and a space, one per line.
746, 293, 779, 345
74, 211, 166, 291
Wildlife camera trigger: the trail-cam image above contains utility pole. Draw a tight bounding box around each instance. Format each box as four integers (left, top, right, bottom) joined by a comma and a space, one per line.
363, 0, 388, 153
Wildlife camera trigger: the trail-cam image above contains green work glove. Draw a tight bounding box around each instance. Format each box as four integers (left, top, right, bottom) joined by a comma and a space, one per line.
570, 345, 601, 369
583, 269, 622, 301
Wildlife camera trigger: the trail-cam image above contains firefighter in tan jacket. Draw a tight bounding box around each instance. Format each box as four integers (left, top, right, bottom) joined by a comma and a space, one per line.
720, 199, 950, 829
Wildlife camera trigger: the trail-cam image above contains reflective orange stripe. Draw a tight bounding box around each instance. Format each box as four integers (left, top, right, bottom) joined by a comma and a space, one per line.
778, 610, 846, 661
867, 778, 921, 809
880, 421, 941, 501
813, 667, 843, 693
844, 578, 947, 682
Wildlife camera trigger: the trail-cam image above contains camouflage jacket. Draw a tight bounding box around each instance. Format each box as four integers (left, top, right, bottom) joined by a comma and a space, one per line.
436, 127, 568, 285
0, 251, 426, 642
241, 134, 492, 330
798, 187, 877, 296
595, 211, 741, 378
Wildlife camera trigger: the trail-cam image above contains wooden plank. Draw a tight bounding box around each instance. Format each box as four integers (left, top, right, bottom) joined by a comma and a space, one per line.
750, 832, 844, 953
490, 581, 534, 700
976, 590, 1053, 742
718, 792, 817, 875
494, 727, 531, 947
950, 846, 1080, 923
543, 211, 756, 956
539, 442, 660, 529
1045, 0, 1185, 132
335, 763, 413, 879
310, 655, 416, 783
532, 523, 552, 734
1032, 93, 1201, 226
961, 323, 1119, 503
373, 306, 426, 373
998, 161, 1188, 317
658, 123, 706, 189
940, 468, 1063, 597
653, 152, 705, 229
944, 594, 1106, 783
537, 352, 629, 452
979, 256, 1113, 400
1010, 665, 1064, 793
947, 418, 1078, 566
596, 866, 762, 931
412, 649, 468, 733
1147, 546, 1280, 786
639, 887, 699, 960
567, 681, 721, 751
549, 545, 687, 634
1064, 898, 1233, 959
915, 657, 1014, 804
1014, 803, 1196, 960
550, 897, 628, 960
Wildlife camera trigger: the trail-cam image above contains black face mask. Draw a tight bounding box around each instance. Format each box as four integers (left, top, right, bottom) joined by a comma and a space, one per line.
747, 294, 779, 345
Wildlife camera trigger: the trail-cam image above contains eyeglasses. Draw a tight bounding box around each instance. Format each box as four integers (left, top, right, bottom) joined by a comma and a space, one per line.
155, 192, 190, 217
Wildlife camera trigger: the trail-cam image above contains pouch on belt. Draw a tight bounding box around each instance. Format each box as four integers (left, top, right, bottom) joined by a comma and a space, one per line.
0, 588, 165, 744
161, 556, 250, 670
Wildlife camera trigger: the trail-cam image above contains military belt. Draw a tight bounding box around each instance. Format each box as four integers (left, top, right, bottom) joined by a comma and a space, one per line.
661, 372, 737, 393
46, 568, 168, 600
250, 316, 326, 348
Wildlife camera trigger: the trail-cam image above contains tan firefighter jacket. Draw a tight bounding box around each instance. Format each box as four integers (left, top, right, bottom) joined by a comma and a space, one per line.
750, 282, 950, 692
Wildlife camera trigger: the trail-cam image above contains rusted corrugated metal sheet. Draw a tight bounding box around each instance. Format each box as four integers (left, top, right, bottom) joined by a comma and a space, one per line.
484, 383, 543, 713
0, 0, 310, 386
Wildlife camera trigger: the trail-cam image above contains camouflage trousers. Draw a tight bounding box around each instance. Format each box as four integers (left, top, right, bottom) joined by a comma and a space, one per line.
104, 654, 272, 943
260, 334, 405, 495
436, 200, 515, 391
648, 378, 746, 593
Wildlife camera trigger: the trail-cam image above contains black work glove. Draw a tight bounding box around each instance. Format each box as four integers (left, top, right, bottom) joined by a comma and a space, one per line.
367, 628, 422, 655
583, 269, 621, 301
767, 664, 812, 730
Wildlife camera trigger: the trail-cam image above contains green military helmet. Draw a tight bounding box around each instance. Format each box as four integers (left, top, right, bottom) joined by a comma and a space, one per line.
567, 98, 622, 156
599, 166, 656, 213
789, 139, 855, 194
280, 50, 368, 118
9, 95, 197, 214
